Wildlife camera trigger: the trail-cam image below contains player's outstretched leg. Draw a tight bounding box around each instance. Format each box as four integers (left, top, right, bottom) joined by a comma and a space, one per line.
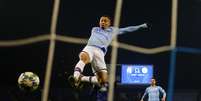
71, 51, 90, 89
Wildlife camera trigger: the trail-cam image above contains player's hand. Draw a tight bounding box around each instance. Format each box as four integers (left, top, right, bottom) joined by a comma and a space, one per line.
140, 23, 148, 29
161, 97, 166, 101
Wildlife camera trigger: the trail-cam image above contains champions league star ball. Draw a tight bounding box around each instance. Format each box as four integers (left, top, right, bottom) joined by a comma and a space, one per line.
18, 72, 40, 91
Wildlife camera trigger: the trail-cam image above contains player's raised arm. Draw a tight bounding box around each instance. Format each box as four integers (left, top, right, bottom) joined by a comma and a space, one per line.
118, 23, 148, 35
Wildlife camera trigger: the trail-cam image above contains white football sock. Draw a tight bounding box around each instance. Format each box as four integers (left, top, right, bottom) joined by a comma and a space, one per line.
81, 76, 98, 84
73, 60, 85, 80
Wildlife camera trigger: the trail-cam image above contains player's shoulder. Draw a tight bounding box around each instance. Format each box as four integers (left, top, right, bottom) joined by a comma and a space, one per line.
156, 86, 163, 89
91, 27, 101, 32
92, 27, 100, 30
110, 26, 117, 30
110, 27, 120, 32
147, 86, 152, 89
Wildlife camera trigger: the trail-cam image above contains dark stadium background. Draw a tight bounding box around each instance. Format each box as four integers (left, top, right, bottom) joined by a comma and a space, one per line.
0, 0, 201, 101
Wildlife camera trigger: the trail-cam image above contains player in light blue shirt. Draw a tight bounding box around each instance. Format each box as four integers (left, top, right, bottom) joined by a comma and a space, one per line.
68, 15, 148, 101
70, 15, 148, 92
141, 78, 166, 101
87, 19, 147, 54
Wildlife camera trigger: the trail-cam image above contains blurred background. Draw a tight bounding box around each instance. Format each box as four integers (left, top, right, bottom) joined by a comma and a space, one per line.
0, 0, 201, 101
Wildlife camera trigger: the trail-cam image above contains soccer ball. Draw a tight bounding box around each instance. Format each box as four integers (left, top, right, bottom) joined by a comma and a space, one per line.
18, 72, 40, 91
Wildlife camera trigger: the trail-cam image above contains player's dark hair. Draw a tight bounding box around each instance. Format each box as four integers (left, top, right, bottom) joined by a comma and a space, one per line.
151, 77, 156, 80
101, 15, 111, 19
101, 15, 112, 22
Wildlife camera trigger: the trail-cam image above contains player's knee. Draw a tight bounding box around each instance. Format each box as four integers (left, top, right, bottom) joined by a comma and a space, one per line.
98, 77, 107, 86
101, 75, 108, 83
97, 70, 108, 84
79, 52, 90, 64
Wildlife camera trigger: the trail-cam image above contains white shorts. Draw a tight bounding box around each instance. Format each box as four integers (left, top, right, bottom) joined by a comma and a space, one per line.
82, 45, 107, 73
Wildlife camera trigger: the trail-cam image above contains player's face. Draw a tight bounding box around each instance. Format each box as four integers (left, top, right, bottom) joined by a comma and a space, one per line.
99, 16, 111, 29
151, 79, 156, 85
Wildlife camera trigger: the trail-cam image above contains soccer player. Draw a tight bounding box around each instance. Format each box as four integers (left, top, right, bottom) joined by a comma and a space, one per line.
140, 78, 166, 101
70, 15, 148, 91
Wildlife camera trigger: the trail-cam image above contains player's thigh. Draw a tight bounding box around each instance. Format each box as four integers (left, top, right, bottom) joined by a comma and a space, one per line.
79, 51, 91, 64
91, 62, 108, 84
94, 49, 107, 72
80, 46, 95, 63
91, 54, 107, 73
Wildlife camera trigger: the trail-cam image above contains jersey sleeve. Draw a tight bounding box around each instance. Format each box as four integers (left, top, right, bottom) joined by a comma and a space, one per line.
116, 23, 147, 35
159, 86, 166, 98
